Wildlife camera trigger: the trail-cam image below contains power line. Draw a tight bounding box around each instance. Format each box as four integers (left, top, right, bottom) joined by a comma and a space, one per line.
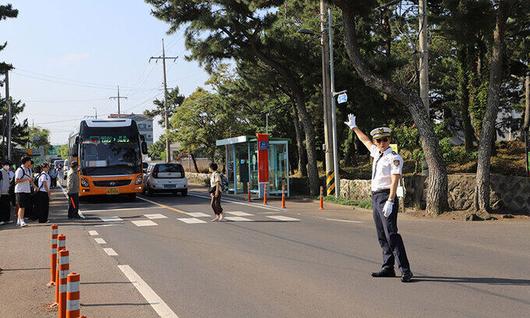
109, 85, 128, 115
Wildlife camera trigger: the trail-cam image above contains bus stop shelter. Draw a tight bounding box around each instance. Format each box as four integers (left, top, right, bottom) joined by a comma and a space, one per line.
216, 135, 290, 198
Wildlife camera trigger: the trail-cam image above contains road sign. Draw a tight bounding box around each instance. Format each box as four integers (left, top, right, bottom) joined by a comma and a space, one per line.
337, 93, 348, 104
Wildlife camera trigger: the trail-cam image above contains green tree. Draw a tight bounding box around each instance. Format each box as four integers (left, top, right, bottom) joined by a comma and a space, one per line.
143, 86, 185, 127
0, 3, 18, 72
146, 0, 323, 195
57, 144, 69, 159
148, 138, 166, 161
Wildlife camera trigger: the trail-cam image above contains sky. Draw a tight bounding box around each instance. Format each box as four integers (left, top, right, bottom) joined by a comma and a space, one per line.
2, 0, 210, 145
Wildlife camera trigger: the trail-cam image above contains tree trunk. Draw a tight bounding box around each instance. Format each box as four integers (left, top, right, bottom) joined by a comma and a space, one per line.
250, 48, 320, 196
291, 105, 307, 176
458, 48, 475, 151
475, 0, 510, 212
338, 5, 448, 214
190, 153, 200, 173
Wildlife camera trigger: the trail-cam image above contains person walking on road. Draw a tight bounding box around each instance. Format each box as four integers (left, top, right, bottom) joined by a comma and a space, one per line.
66, 161, 81, 219
209, 162, 224, 222
49, 165, 58, 189
35, 163, 51, 223
14, 156, 33, 227
0, 161, 12, 225
345, 114, 413, 283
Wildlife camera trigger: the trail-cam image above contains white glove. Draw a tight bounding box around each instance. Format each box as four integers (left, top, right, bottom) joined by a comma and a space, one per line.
344, 113, 357, 130
383, 200, 394, 217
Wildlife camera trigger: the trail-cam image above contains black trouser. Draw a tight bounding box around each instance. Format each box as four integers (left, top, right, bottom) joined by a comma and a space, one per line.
51, 177, 57, 188
35, 191, 49, 223
0, 194, 11, 222
210, 193, 223, 215
26, 192, 36, 220
372, 190, 411, 274
68, 193, 79, 218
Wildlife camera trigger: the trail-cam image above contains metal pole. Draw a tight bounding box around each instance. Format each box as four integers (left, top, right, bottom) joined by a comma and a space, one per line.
162, 39, 171, 163
93, 107, 97, 119
320, 0, 334, 195
328, 8, 340, 198
117, 85, 121, 115
5, 70, 12, 161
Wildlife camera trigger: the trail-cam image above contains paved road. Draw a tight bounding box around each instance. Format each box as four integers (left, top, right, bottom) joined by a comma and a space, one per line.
70, 189, 530, 318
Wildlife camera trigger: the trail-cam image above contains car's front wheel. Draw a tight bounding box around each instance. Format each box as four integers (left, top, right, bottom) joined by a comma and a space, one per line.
181, 189, 188, 196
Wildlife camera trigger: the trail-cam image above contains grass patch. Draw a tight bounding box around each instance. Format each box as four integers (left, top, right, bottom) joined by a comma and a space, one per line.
323, 195, 372, 209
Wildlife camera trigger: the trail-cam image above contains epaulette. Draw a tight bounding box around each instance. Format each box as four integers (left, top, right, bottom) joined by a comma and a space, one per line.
392, 151, 397, 155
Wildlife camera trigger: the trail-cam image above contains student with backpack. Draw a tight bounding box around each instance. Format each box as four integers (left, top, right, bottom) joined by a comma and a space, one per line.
35, 163, 51, 223
14, 157, 33, 227
209, 162, 225, 222
0, 161, 12, 225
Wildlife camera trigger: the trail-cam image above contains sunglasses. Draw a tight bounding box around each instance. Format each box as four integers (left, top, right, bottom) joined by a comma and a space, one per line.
374, 137, 389, 143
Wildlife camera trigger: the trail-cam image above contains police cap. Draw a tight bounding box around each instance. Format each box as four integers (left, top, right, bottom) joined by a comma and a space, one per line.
370, 127, 392, 139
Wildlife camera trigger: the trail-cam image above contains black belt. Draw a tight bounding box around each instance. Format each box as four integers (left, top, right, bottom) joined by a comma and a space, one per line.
372, 189, 390, 195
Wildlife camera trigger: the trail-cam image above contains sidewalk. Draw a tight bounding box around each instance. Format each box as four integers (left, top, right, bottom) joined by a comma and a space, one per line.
0, 189, 157, 318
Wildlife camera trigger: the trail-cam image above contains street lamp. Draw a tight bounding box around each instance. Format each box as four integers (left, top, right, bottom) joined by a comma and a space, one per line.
93, 107, 97, 119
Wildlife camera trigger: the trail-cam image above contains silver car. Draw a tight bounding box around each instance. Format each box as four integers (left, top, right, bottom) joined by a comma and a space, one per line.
144, 163, 188, 196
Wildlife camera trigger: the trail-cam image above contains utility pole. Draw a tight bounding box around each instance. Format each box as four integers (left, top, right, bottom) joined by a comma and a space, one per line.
93, 107, 98, 119
418, 0, 430, 112
5, 70, 12, 161
328, 8, 340, 198
320, 0, 335, 196
109, 85, 127, 115
523, 73, 529, 176
150, 38, 178, 163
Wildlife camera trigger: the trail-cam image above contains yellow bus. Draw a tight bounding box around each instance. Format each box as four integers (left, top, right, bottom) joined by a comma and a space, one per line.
68, 119, 148, 199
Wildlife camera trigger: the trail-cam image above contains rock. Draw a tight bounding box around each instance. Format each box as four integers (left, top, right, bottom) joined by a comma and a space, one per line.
502, 214, 514, 219
465, 213, 484, 221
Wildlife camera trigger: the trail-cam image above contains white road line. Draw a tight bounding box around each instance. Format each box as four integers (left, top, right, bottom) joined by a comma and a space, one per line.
226, 211, 253, 217
94, 238, 107, 244
99, 216, 123, 222
118, 265, 180, 318
103, 248, 118, 256
267, 215, 300, 222
137, 197, 189, 216
177, 218, 207, 224
225, 216, 252, 222
88, 230, 99, 236
185, 212, 210, 218
84, 207, 150, 213
131, 220, 158, 227
144, 214, 168, 220
189, 192, 284, 212
324, 218, 363, 224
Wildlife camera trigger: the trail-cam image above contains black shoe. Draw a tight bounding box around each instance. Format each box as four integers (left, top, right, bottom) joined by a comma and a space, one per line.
371, 268, 396, 278
401, 272, 413, 283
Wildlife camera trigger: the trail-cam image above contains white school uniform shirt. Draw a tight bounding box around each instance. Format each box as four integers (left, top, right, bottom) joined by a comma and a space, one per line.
38, 172, 51, 193
370, 145, 403, 192
210, 171, 221, 188
14, 166, 32, 193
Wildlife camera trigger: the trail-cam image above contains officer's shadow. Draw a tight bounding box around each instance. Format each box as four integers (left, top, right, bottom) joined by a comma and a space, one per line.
413, 275, 530, 286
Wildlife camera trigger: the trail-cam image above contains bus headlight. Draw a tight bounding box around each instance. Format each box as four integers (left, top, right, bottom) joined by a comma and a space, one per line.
135, 175, 143, 185
81, 178, 89, 187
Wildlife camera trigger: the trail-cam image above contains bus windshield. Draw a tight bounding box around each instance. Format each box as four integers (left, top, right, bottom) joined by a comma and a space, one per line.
80, 135, 141, 176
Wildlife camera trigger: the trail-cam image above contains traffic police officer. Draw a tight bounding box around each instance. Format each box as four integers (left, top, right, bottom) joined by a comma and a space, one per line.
345, 113, 413, 282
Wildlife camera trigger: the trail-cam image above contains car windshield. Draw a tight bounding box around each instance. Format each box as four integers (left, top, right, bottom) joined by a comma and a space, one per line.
80, 135, 141, 176
156, 164, 184, 173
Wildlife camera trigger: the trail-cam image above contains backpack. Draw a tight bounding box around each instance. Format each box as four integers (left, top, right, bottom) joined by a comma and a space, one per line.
219, 173, 229, 192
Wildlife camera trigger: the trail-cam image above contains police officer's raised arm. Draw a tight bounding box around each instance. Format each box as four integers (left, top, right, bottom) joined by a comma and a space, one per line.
344, 113, 374, 151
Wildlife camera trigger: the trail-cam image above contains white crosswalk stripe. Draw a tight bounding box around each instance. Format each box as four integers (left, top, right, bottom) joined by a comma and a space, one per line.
267, 215, 300, 222
226, 211, 253, 217
178, 218, 207, 224
88, 230, 99, 236
94, 238, 107, 244
132, 220, 158, 227
103, 248, 118, 256
144, 214, 168, 220
100, 216, 123, 222
225, 216, 252, 222
185, 212, 210, 218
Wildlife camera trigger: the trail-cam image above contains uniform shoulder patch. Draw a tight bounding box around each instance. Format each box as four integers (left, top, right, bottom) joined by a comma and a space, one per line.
393, 159, 400, 167
392, 151, 397, 155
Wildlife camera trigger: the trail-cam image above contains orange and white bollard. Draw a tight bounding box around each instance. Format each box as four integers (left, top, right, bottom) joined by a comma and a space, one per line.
47, 224, 59, 287
57, 249, 70, 318
263, 184, 267, 206
66, 273, 80, 318
281, 183, 286, 209
319, 186, 324, 210
247, 182, 251, 202
53, 235, 66, 306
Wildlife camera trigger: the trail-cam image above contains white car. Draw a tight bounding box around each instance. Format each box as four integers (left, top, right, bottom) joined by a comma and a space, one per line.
144, 163, 188, 196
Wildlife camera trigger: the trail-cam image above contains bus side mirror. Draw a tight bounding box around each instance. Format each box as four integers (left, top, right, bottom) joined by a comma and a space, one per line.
141, 142, 148, 155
